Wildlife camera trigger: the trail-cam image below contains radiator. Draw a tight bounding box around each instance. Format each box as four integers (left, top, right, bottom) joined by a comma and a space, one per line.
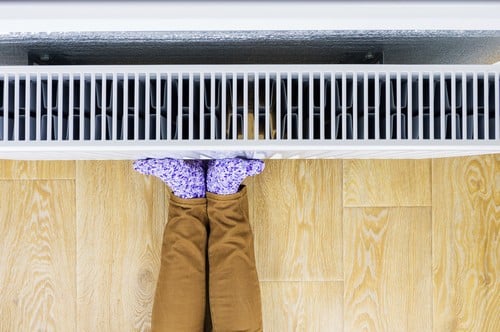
1, 65, 499, 160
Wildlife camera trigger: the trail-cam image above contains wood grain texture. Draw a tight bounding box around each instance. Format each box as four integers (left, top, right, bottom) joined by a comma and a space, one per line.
76, 161, 165, 332
261, 281, 343, 332
343, 160, 431, 207
432, 155, 500, 332
0, 160, 75, 179
0, 180, 76, 331
247, 160, 343, 281
1, 155, 499, 331
343, 207, 432, 332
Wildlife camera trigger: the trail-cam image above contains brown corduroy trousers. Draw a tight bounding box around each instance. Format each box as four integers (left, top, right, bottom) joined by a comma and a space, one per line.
151, 186, 263, 332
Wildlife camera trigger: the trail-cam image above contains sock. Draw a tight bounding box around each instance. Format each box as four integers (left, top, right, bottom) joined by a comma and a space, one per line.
133, 158, 206, 199
207, 158, 265, 195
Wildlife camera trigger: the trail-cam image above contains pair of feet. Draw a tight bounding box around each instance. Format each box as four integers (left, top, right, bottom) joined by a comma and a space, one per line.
133, 158, 265, 199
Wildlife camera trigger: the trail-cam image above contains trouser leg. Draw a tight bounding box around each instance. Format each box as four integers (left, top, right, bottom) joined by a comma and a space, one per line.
152, 194, 209, 332
207, 186, 263, 332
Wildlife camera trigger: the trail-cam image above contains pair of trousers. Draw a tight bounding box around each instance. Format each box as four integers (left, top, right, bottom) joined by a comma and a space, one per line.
151, 186, 263, 332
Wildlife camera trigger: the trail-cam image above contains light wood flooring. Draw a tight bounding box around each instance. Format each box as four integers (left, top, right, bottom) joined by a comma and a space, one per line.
0, 157, 498, 331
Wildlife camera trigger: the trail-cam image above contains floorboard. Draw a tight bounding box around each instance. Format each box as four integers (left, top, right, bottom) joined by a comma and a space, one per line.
343, 160, 431, 207
249, 160, 343, 281
75, 161, 165, 331
343, 207, 432, 332
0, 160, 75, 179
432, 156, 500, 332
0, 179, 76, 331
261, 281, 343, 332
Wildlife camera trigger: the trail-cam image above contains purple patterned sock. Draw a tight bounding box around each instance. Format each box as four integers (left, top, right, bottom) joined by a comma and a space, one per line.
133, 158, 206, 199
207, 158, 265, 195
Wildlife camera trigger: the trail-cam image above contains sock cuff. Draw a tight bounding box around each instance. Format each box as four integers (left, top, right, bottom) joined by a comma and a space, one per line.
206, 185, 247, 201
169, 190, 207, 206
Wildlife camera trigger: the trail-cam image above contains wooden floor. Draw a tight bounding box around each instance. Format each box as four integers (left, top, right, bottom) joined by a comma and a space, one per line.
0, 157, 498, 331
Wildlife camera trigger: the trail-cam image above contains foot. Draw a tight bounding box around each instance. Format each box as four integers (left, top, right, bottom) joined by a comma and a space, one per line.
133, 158, 206, 199
207, 158, 265, 195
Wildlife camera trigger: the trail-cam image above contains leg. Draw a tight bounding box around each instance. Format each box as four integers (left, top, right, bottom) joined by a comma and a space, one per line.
133, 158, 209, 331
152, 194, 208, 332
207, 187, 263, 332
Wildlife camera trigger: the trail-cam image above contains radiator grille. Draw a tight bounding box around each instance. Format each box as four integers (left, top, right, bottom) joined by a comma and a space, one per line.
1, 65, 499, 159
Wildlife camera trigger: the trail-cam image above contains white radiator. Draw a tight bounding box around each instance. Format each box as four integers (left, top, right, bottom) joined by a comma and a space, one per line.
1, 65, 499, 160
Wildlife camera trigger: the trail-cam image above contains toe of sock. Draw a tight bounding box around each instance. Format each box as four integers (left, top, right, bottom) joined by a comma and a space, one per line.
246, 159, 265, 176
133, 159, 155, 175
134, 158, 180, 176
